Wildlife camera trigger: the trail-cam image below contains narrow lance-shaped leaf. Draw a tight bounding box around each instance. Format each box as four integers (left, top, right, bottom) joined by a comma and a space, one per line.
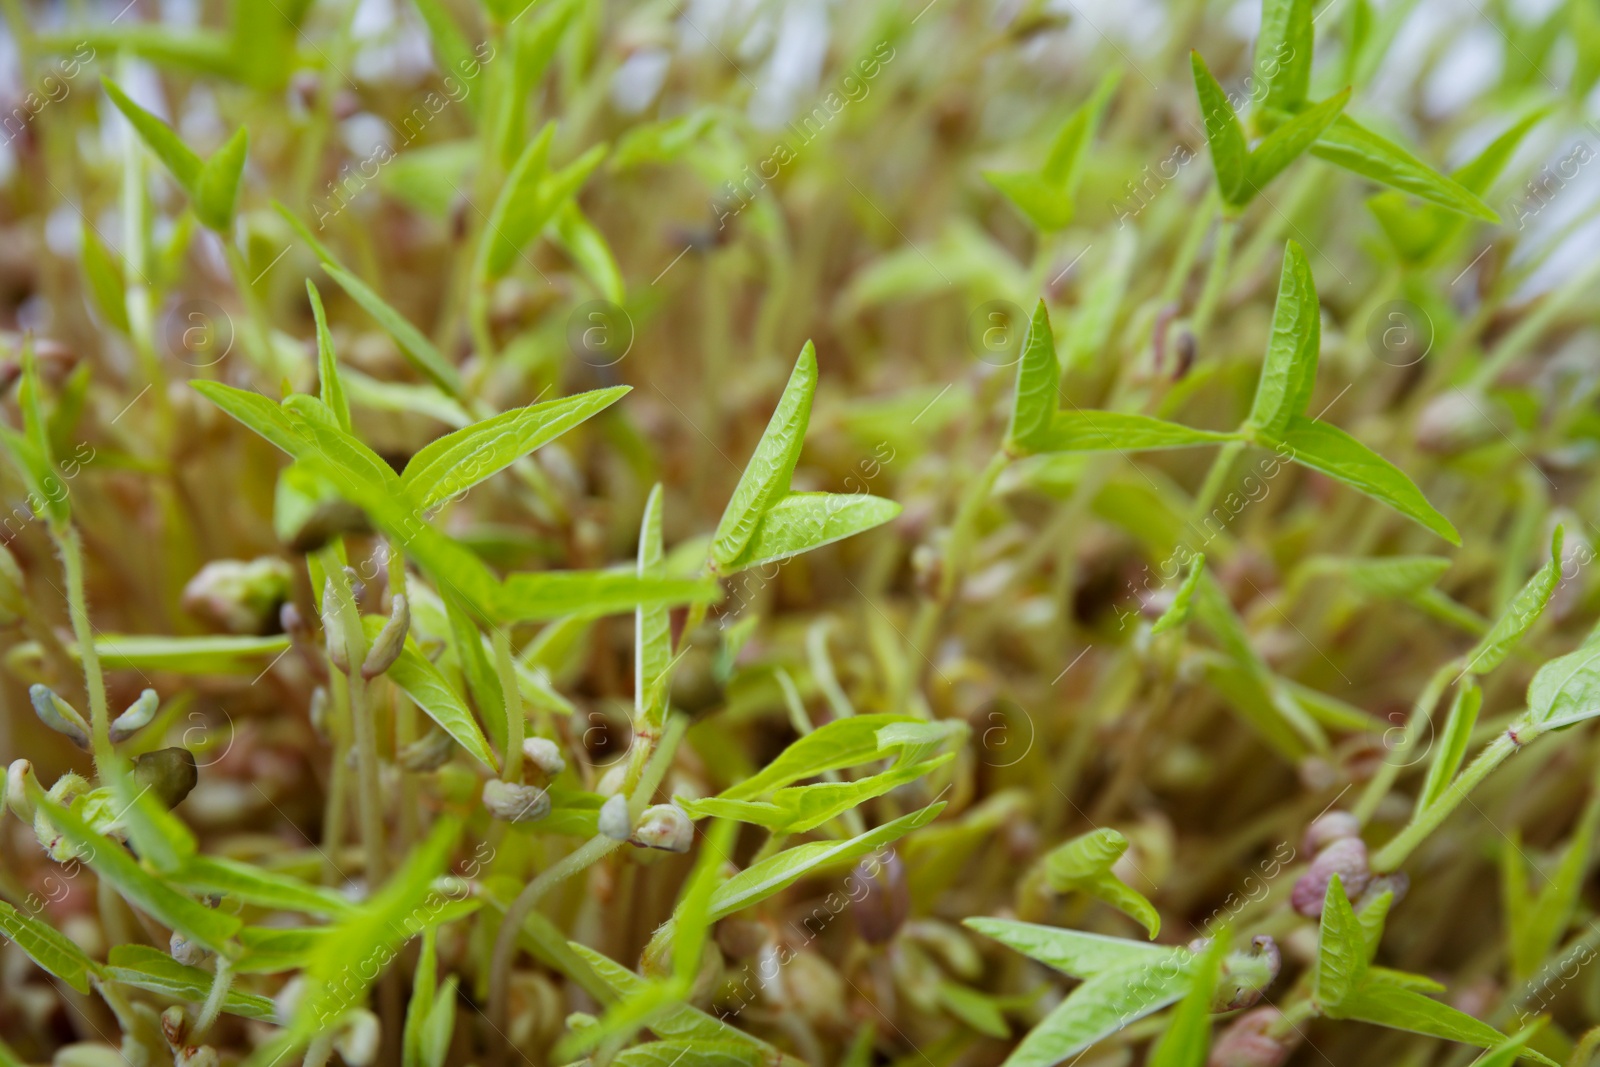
321, 263, 463, 398
721, 713, 921, 799
1243, 89, 1349, 196
1036, 411, 1239, 454
705, 802, 945, 920
0, 900, 98, 993
35, 794, 242, 956
635, 483, 671, 733
1191, 52, 1248, 204
1466, 526, 1564, 675
1313, 874, 1367, 1011
1151, 554, 1205, 635
306, 280, 351, 432
174, 854, 355, 918
1039, 828, 1161, 938
192, 126, 248, 232
476, 123, 555, 280
722, 492, 902, 573
1006, 301, 1060, 453
1416, 681, 1480, 812
1146, 928, 1229, 1067
80, 222, 130, 334
292, 813, 465, 1037
498, 569, 721, 624
710, 342, 818, 569
1246, 242, 1320, 437
101, 77, 203, 193
400, 386, 630, 509
1255, 0, 1313, 109
106, 945, 276, 1020
1312, 115, 1499, 222
1265, 415, 1460, 544
370, 633, 499, 772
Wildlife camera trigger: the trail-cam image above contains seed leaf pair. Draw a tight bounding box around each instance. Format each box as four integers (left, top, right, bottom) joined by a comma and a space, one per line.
1038, 827, 1160, 938
478, 123, 608, 280
709, 343, 901, 573
102, 78, 247, 232
963, 919, 1274, 1067
984, 70, 1119, 232
1191, 53, 1349, 210
1313, 877, 1553, 1062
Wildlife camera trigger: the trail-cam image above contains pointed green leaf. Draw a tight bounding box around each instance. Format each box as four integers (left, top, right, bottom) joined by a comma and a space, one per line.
1006, 301, 1060, 453
108, 767, 197, 875
685, 755, 953, 833
36, 795, 242, 957
1039, 829, 1159, 938
721, 713, 920, 800
1466, 526, 1564, 675
190, 381, 304, 455
706, 802, 945, 920
1476, 1021, 1548, 1067
999, 959, 1191, 1067
101, 77, 203, 193
982, 172, 1074, 232
1267, 415, 1459, 544
721, 492, 901, 573
193, 127, 248, 232
80, 223, 130, 334
106, 945, 276, 1020
710, 343, 818, 569
1521, 628, 1600, 740
1334, 979, 1552, 1063
1313, 115, 1499, 221
498, 570, 720, 623
1417, 681, 1480, 811
569, 943, 789, 1060
636, 484, 671, 732
409, 0, 483, 118
1246, 242, 1320, 437
1244, 89, 1348, 195
1255, 0, 1314, 108
379, 639, 500, 773
307, 281, 351, 432
400, 387, 629, 509
292, 813, 464, 1036
173, 855, 354, 918
1191, 52, 1248, 204
963, 918, 1174, 978
1313, 874, 1366, 1011
1151, 554, 1205, 635
321, 263, 463, 397
403, 928, 440, 1067
1035, 411, 1238, 454
0, 899, 97, 993
1297, 555, 1451, 600
1146, 929, 1228, 1067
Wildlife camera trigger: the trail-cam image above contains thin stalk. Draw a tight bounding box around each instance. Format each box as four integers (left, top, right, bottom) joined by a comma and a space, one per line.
1187, 439, 1245, 524
1159, 190, 1219, 307
1354, 659, 1460, 823
221, 239, 281, 377
192, 957, 233, 1037
325, 557, 386, 884
910, 449, 1009, 667
54, 525, 111, 766
485, 715, 687, 1067
1189, 215, 1237, 345
493, 627, 524, 780
1371, 732, 1520, 872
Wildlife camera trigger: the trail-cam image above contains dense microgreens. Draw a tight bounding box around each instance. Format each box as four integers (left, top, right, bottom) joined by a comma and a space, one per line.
2, 0, 1600, 1062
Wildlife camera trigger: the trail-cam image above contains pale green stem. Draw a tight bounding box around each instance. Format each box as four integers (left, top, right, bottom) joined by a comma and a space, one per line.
302, 1034, 335, 1067
325, 556, 386, 883
486, 716, 687, 1067
55, 525, 111, 767
1371, 732, 1521, 873
192, 956, 233, 1037
493, 627, 524, 780
1187, 439, 1245, 525
1354, 659, 1460, 823
1159, 190, 1219, 307
221, 239, 281, 377
1189, 216, 1237, 345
